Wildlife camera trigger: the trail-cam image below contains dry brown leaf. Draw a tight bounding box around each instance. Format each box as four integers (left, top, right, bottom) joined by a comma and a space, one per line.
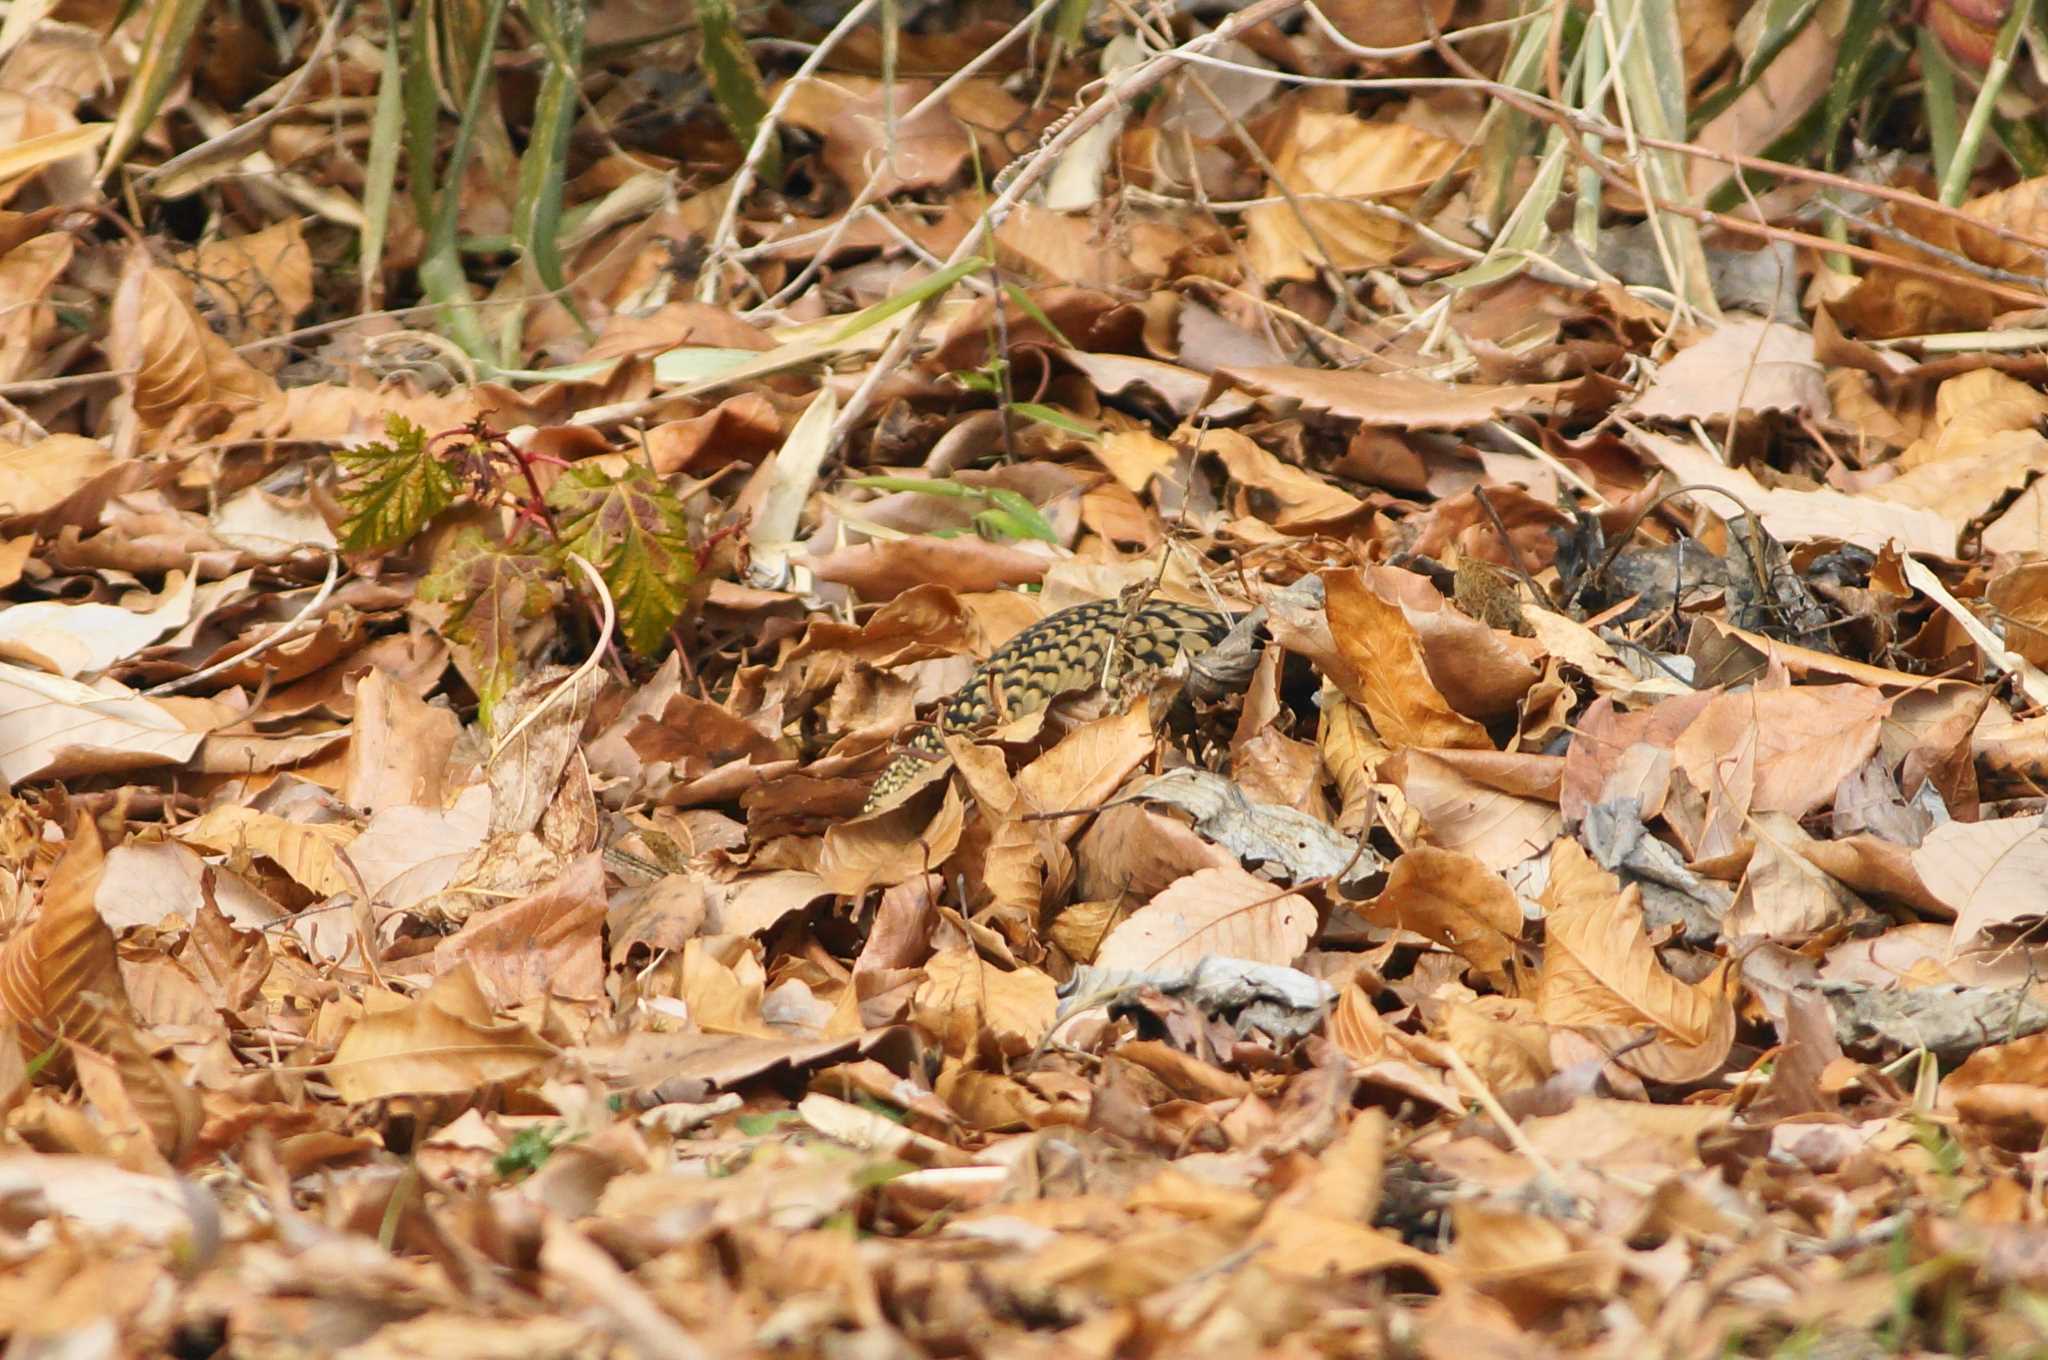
777, 75, 999, 197
432, 854, 606, 1007
1094, 863, 1315, 972
1536, 842, 1736, 1084
1723, 812, 1863, 940
1876, 428, 2048, 538
327, 966, 553, 1102
1363, 847, 1523, 989
1627, 318, 1828, 422
1364, 563, 1541, 720
1384, 748, 1563, 871
0, 435, 115, 522
0, 822, 199, 1161
1244, 113, 1466, 280
805, 536, 1054, 599
819, 783, 966, 897
1434, 1000, 1554, 1093
1632, 428, 1952, 555
910, 948, 1057, 1059
1217, 365, 1567, 429
171, 805, 358, 898
1450, 1203, 1620, 1308
106, 246, 279, 436
1324, 569, 1491, 751
1912, 815, 2048, 952
1189, 426, 1367, 529
177, 218, 314, 343
1671, 684, 1888, 820
341, 666, 462, 813
0, 232, 71, 384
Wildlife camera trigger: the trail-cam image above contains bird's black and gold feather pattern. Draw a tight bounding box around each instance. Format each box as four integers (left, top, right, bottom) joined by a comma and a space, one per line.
864, 597, 1234, 810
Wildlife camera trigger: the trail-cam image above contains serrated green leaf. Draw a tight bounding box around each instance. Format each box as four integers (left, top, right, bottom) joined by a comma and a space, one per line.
546, 463, 697, 655
335, 416, 462, 551
420, 526, 556, 725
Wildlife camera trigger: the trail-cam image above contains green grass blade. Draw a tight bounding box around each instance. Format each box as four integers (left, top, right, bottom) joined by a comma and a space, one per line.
695, 0, 779, 183
1741, 0, 1823, 82
359, 17, 407, 309
1000, 282, 1079, 349
829, 256, 990, 343
96, 0, 210, 180
1940, 0, 2031, 204
415, 0, 509, 360
1472, 0, 1554, 227
512, 0, 587, 328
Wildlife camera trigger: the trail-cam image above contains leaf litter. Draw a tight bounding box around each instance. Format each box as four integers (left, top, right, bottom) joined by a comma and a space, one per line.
7, 0, 2048, 1355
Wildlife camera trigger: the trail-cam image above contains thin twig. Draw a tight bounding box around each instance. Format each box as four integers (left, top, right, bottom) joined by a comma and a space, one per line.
489, 552, 616, 758
698, 0, 882, 305
821, 0, 1305, 459
744, 0, 1066, 318
141, 0, 356, 187
144, 549, 341, 697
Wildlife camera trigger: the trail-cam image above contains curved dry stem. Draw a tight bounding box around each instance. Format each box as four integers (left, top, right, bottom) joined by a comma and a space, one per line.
698, 0, 882, 305
488, 551, 615, 760
822, 0, 1306, 458
744, 0, 1066, 319
145, 549, 342, 698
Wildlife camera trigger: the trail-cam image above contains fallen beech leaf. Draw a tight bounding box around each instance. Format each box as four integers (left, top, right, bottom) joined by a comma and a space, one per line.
0, 663, 202, 784
0, 822, 199, 1160
1217, 365, 1567, 429
171, 805, 358, 898
1191, 427, 1367, 528
1363, 847, 1523, 989
1536, 841, 1736, 1084
1323, 569, 1490, 751
1243, 113, 1466, 279
0, 435, 112, 520
1913, 815, 2048, 952
326, 966, 553, 1101
1094, 863, 1315, 973
106, 246, 279, 435
1450, 1203, 1621, 1306
820, 782, 966, 897
1627, 318, 1828, 422
911, 947, 1057, 1058
1723, 812, 1864, 941
1633, 428, 1951, 555
1671, 684, 1888, 820
1383, 748, 1563, 871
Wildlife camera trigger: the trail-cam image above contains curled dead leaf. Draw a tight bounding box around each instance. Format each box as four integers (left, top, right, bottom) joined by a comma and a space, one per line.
0, 821, 200, 1161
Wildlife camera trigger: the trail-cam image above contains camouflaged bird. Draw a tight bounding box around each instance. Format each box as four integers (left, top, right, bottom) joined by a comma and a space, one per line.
863, 596, 1241, 810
